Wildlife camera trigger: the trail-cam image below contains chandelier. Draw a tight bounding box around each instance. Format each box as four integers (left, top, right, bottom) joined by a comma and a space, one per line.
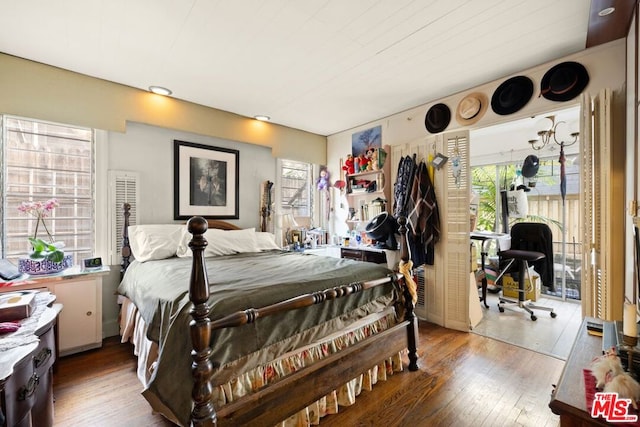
528, 115, 579, 150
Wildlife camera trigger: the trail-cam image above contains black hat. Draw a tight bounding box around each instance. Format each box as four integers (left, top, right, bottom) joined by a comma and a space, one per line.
522, 154, 540, 178
491, 76, 534, 115
424, 103, 451, 134
540, 61, 589, 102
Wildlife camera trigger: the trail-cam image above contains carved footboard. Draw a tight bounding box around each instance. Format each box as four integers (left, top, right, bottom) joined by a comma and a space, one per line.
186, 216, 419, 427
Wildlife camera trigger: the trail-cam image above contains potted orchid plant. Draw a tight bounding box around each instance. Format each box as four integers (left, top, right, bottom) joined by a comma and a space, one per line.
17, 198, 70, 274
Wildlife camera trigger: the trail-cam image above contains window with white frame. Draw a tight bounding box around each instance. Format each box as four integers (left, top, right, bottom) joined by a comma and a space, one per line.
1, 116, 94, 264
280, 159, 312, 218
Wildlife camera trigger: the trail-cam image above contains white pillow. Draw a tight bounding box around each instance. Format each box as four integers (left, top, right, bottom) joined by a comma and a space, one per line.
177, 228, 260, 257
128, 224, 185, 262
255, 232, 280, 251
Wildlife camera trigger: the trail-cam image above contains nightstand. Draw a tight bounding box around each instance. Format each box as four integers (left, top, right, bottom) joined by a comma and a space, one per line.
0, 266, 109, 355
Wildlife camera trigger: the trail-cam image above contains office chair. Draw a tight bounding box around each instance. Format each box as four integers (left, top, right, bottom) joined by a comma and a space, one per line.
497, 222, 557, 321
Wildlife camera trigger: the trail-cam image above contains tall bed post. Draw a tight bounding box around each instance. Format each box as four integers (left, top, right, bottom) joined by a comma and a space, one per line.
120, 203, 131, 279
397, 215, 419, 371
187, 217, 217, 427
184, 214, 417, 425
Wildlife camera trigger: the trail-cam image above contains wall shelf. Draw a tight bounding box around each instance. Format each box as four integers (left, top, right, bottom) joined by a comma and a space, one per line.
345, 145, 391, 224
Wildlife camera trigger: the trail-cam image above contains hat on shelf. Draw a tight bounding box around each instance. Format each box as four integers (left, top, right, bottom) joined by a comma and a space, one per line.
540, 61, 590, 102
491, 75, 534, 115
521, 154, 540, 178
424, 103, 451, 134
455, 92, 489, 126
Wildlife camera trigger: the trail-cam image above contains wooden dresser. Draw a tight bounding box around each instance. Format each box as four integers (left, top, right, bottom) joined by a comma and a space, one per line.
0, 299, 60, 427
549, 316, 612, 426
340, 247, 400, 269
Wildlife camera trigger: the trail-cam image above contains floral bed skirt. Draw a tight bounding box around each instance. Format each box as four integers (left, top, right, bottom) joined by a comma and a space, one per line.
119, 297, 404, 426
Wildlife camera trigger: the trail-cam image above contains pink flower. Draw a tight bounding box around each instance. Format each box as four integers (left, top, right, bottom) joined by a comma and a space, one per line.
43, 199, 58, 213
17, 198, 59, 241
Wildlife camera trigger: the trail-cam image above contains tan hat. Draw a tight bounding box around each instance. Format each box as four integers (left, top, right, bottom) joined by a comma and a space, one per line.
456, 92, 489, 126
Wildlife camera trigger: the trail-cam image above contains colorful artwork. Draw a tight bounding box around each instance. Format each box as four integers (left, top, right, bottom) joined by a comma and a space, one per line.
351, 125, 382, 158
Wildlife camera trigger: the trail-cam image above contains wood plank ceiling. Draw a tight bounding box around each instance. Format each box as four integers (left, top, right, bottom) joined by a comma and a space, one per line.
0, 0, 635, 136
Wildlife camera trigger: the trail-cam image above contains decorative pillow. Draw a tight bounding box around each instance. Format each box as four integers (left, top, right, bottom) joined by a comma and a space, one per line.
255, 232, 280, 251
128, 224, 185, 262
177, 228, 260, 257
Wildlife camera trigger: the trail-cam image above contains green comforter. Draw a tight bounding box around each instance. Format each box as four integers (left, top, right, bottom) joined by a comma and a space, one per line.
117, 250, 395, 426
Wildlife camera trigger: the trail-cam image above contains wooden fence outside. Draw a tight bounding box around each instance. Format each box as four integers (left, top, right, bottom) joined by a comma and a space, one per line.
526, 194, 582, 262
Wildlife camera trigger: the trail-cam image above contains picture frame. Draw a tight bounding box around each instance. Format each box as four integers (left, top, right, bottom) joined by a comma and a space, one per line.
290, 230, 302, 245
174, 140, 239, 220
351, 125, 382, 158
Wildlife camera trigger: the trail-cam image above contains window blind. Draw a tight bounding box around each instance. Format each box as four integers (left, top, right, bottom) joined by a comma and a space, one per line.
2, 116, 94, 263
280, 159, 312, 217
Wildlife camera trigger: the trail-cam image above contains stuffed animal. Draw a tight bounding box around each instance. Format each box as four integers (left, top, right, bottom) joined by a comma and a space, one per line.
371, 149, 379, 170
342, 154, 355, 175
590, 347, 640, 410
604, 372, 640, 409
358, 154, 368, 172
365, 147, 375, 161
591, 347, 625, 389
317, 168, 330, 191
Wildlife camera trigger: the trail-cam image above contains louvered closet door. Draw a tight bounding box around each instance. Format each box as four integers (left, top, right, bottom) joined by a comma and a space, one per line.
581, 88, 624, 320
389, 131, 470, 331
439, 131, 471, 331
580, 93, 596, 318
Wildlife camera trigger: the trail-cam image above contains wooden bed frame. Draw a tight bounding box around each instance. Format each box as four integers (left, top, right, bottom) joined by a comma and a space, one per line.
120, 204, 419, 427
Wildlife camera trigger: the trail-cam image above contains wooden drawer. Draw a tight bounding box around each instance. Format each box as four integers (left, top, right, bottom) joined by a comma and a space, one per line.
341, 248, 387, 264
363, 251, 386, 264
3, 355, 37, 427
341, 248, 364, 261
31, 368, 53, 427
33, 325, 55, 374
31, 324, 55, 427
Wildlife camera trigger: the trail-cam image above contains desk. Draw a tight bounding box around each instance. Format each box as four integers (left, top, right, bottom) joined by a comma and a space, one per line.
470, 231, 508, 308
549, 317, 610, 426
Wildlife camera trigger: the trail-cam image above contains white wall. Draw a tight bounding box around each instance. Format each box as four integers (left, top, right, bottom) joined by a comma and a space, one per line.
101, 122, 277, 337
326, 39, 627, 326
327, 40, 626, 176
107, 122, 276, 226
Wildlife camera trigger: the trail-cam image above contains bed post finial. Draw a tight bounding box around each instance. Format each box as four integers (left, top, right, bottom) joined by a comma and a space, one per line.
120, 203, 132, 278
187, 216, 217, 427
260, 206, 268, 232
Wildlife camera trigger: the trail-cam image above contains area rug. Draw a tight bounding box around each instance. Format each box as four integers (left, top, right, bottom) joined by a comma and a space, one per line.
470, 292, 582, 360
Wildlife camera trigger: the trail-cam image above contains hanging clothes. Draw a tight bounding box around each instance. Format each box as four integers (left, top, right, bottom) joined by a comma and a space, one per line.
393, 155, 416, 219
407, 160, 440, 265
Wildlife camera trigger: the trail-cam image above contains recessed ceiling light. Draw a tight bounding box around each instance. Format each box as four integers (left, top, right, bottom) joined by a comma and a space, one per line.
598, 7, 615, 17
254, 115, 270, 121
149, 86, 172, 96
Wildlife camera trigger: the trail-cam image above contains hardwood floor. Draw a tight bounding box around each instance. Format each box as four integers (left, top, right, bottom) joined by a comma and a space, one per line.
53, 321, 564, 427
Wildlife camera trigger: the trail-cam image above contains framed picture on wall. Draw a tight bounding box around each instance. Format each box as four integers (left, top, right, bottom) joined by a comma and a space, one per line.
174, 140, 239, 219
351, 125, 382, 158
